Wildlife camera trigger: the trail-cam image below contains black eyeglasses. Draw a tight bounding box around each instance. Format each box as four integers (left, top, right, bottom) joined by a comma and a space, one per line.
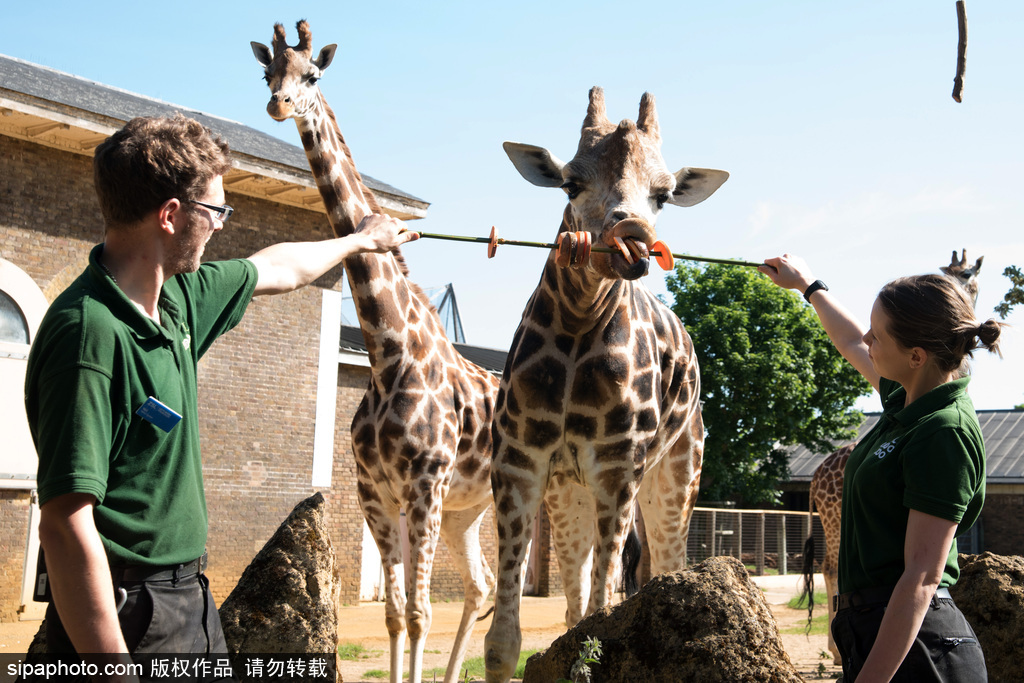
187, 200, 234, 222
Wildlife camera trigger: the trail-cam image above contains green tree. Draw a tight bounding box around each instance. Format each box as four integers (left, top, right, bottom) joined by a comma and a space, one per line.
994, 265, 1024, 320
666, 263, 872, 504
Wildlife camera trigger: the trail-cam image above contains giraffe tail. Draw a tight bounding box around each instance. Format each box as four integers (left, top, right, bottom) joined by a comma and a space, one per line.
800, 534, 816, 635
622, 525, 642, 597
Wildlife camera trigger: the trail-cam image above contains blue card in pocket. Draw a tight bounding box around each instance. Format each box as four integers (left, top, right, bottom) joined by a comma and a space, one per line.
136, 396, 183, 432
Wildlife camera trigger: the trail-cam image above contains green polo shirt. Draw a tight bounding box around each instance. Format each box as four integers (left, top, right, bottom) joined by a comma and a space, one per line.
837, 376, 986, 594
26, 244, 258, 567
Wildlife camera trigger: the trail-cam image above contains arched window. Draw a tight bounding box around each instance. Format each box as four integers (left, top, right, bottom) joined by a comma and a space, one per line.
0, 290, 30, 345
0, 258, 49, 485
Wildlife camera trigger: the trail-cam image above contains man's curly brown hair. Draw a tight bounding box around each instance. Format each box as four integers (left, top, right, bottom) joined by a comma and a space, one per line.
93, 114, 231, 228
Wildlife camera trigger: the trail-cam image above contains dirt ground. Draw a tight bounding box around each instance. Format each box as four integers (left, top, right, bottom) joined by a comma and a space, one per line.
0, 573, 842, 682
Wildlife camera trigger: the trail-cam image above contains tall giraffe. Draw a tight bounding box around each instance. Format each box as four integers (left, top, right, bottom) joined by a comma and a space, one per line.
483, 88, 728, 682
251, 22, 498, 683
801, 248, 984, 666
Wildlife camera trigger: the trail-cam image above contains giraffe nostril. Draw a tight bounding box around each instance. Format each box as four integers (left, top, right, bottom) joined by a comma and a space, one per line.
611, 211, 628, 222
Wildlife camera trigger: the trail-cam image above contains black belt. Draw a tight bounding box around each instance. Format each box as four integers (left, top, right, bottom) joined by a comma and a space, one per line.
112, 552, 207, 585
834, 585, 952, 611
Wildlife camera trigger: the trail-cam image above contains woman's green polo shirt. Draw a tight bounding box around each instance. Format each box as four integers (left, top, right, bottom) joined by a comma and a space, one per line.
26, 244, 258, 567
837, 377, 986, 594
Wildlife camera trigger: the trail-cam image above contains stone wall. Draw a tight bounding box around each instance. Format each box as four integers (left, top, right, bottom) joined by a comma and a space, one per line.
0, 490, 33, 623
980, 493, 1024, 557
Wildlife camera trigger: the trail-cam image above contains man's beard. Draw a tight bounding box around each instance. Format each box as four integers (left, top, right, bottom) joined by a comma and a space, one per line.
167, 211, 207, 274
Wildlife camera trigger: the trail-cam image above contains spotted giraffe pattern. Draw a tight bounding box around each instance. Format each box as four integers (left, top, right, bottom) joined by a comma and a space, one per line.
252, 22, 498, 683
804, 248, 984, 666
808, 442, 854, 665
483, 88, 728, 682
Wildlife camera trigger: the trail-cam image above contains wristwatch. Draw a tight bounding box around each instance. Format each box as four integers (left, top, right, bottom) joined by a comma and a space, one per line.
803, 280, 828, 302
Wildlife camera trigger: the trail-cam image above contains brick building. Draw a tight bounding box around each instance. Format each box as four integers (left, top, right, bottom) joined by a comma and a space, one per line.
0, 53, 565, 624
783, 409, 1024, 555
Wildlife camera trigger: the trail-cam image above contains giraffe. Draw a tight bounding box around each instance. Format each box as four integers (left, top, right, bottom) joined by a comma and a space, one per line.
252, 22, 498, 683
801, 441, 855, 664
483, 87, 729, 682
941, 248, 984, 307
800, 247, 984, 666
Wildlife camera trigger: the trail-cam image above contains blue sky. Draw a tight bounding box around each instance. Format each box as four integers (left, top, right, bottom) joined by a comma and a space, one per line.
5, 1, 1023, 410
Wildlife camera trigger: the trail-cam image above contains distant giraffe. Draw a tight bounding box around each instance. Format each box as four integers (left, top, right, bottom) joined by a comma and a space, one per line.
252, 21, 498, 683
802, 442, 855, 663
483, 87, 728, 682
800, 248, 984, 665
941, 248, 983, 307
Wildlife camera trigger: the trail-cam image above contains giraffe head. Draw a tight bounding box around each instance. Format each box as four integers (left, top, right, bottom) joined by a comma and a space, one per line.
251, 21, 337, 121
940, 248, 983, 306
504, 87, 728, 281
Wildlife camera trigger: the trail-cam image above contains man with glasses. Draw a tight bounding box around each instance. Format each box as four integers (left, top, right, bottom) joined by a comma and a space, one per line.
25, 114, 417, 679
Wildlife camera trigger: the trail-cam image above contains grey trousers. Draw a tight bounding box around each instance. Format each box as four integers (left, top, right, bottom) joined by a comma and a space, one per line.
832, 595, 987, 682
44, 572, 234, 682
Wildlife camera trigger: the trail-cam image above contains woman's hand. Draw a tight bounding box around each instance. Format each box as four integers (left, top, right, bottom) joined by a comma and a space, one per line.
759, 254, 816, 292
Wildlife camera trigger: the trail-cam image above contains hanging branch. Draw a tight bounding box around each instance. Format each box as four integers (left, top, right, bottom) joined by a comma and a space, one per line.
952, 0, 968, 103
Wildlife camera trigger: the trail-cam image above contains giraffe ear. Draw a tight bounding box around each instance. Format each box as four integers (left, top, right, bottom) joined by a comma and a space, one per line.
313, 44, 337, 71
503, 142, 565, 188
251, 42, 273, 68
667, 168, 730, 207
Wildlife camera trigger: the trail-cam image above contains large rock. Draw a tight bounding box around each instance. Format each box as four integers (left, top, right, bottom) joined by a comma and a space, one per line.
950, 552, 1024, 683
220, 492, 340, 682
523, 556, 803, 683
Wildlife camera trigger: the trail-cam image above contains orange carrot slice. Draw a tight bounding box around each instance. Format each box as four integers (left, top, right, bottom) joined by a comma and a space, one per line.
652, 240, 674, 270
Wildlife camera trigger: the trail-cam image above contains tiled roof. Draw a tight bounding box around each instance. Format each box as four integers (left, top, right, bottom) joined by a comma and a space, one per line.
786, 410, 1024, 483
339, 325, 506, 376
0, 53, 427, 213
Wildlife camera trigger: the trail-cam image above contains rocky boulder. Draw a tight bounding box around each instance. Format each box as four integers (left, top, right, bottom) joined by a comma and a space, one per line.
523, 556, 803, 683
950, 552, 1024, 683
220, 492, 340, 682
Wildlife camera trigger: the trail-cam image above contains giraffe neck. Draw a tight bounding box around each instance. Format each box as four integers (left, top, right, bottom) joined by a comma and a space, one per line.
296, 92, 378, 235
293, 91, 441, 373
537, 208, 631, 335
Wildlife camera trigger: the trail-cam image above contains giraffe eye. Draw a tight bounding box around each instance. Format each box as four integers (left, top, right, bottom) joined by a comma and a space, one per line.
561, 181, 582, 200
306, 73, 320, 85
653, 192, 671, 209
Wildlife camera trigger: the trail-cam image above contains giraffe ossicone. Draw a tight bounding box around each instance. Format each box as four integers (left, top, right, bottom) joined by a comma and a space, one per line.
253, 21, 499, 683
483, 87, 727, 683
940, 248, 983, 307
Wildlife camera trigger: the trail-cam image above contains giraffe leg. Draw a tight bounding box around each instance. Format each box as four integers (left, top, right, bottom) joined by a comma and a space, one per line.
637, 446, 701, 576
584, 489, 637, 616
359, 496, 407, 683
823, 561, 842, 665
484, 466, 542, 683
438, 501, 496, 683
403, 490, 444, 683
544, 477, 595, 627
